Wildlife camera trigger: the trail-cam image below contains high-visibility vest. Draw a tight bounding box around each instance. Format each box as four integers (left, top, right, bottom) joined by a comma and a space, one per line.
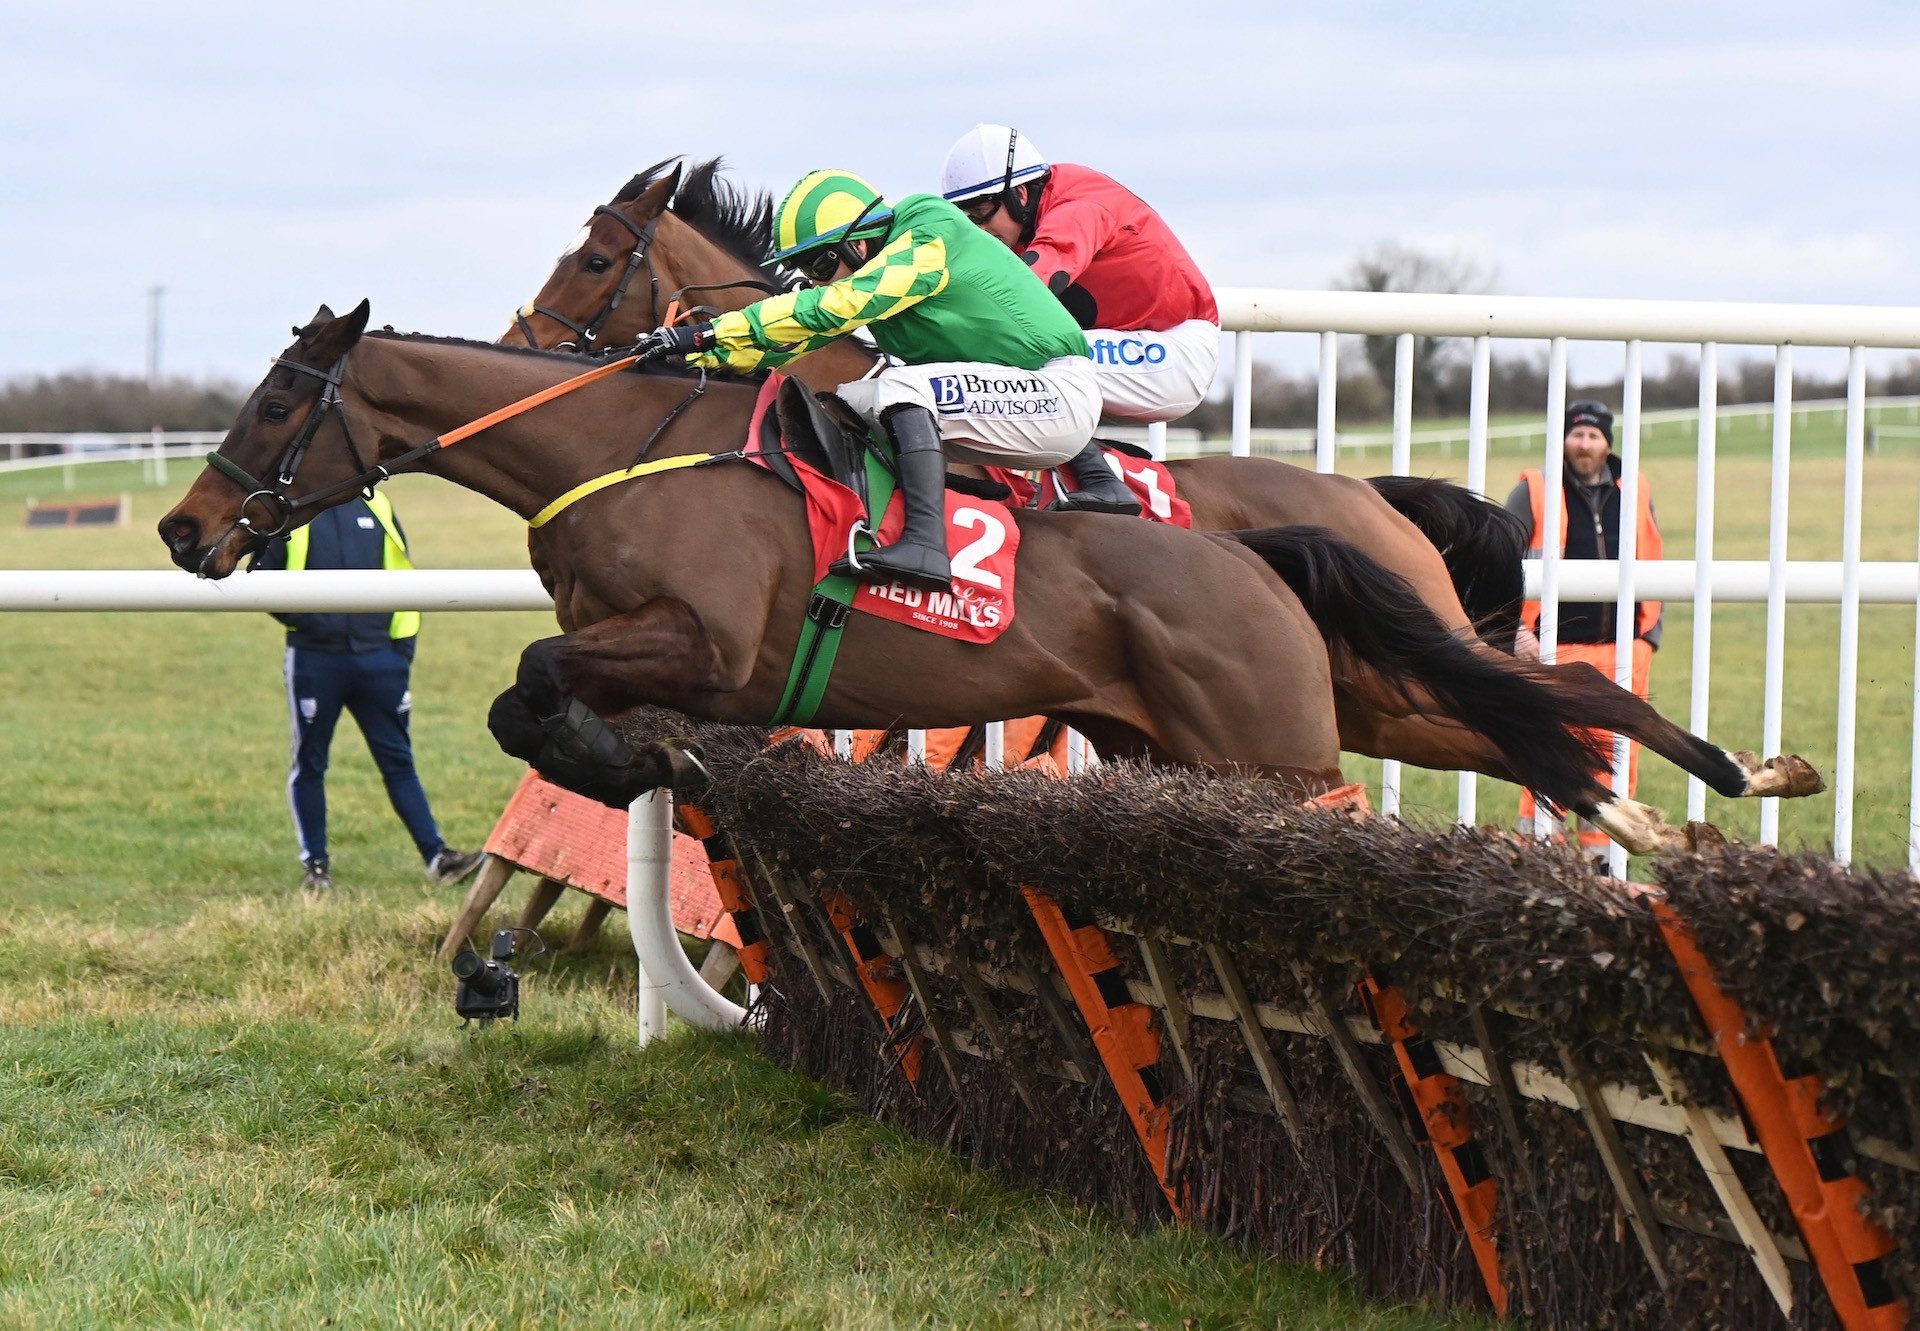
285, 492, 420, 641
1519, 467, 1661, 640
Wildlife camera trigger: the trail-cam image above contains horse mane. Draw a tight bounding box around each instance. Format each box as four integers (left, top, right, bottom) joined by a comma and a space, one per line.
616, 155, 780, 283
669, 158, 779, 280
363, 329, 764, 385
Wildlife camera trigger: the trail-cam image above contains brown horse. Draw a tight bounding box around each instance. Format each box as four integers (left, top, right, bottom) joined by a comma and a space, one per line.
156, 302, 1755, 853
504, 159, 1524, 645
499, 159, 1822, 803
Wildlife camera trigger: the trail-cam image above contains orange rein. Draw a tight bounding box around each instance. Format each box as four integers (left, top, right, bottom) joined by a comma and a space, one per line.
433, 350, 643, 451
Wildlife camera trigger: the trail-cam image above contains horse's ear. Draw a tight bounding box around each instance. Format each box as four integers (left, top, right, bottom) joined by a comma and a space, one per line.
629, 162, 682, 222
306, 299, 372, 364
294, 303, 338, 338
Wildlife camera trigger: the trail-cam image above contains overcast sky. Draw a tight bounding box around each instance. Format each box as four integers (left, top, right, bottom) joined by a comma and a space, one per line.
5, 1, 1918, 387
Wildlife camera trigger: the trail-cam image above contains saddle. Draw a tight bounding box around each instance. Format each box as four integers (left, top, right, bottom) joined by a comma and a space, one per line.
755, 376, 1012, 510
768, 378, 874, 511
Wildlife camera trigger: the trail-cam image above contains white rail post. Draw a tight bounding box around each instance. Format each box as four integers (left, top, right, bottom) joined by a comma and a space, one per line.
626, 788, 748, 1038
627, 790, 671, 1045
832, 729, 852, 759
984, 721, 1004, 771
1834, 346, 1866, 863
1608, 342, 1644, 880
1458, 335, 1491, 825
1145, 420, 1167, 462
906, 729, 927, 765
1381, 332, 1413, 817
1535, 339, 1568, 839
1687, 345, 1718, 823
1231, 332, 1253, 458
1760, 347, 1793, 847
1316, 331, 1338, 473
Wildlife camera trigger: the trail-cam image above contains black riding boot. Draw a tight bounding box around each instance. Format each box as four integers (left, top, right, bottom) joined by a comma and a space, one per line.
1046, 440, 1142, 516
829, 404, 952, 592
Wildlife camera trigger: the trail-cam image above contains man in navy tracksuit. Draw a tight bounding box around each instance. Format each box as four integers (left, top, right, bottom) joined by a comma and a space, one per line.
252, 494, 483, 892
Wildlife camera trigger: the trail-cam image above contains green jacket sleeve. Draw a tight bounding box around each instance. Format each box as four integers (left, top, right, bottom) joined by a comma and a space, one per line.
692, 230, 950, 374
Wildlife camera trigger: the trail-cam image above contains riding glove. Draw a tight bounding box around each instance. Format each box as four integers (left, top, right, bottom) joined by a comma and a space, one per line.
635, 322, 716, 361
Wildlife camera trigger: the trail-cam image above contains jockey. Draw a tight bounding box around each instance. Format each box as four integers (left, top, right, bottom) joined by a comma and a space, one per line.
939, 125, 1221, 435
637, 169, 1133, 594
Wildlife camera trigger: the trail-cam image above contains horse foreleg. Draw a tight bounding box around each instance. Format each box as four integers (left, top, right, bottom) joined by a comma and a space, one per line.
489, 597, 724, 809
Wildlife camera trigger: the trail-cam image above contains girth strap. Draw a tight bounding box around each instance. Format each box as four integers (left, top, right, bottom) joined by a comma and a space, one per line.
769, 446, 899, 728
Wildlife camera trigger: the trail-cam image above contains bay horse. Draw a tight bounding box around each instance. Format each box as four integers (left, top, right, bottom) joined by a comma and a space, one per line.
156, 302, 1769, 854
499, 159, 1822, 805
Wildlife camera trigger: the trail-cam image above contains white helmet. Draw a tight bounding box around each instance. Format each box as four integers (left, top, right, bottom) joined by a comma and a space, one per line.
940, 124, 1049, 203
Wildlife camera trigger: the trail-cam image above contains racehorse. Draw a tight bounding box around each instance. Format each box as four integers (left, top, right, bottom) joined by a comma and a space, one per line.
498, 159, 1823, 802
155, 302, 1787, 854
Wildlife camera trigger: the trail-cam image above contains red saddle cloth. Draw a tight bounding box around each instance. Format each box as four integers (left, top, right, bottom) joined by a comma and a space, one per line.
989, 447, 1193, 528
746, 375, 1019, 645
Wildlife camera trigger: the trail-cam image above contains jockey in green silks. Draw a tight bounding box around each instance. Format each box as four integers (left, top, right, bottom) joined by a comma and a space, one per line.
636, 168, 1137, 594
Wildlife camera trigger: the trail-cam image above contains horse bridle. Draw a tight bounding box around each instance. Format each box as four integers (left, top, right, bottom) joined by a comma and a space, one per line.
203, 353, 434, 545
511, 203, 788, 351
514, 207, 661, 351
200, 355, 391, 541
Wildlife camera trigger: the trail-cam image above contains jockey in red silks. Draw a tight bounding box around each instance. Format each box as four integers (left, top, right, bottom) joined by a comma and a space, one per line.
940, 124, 1220, 507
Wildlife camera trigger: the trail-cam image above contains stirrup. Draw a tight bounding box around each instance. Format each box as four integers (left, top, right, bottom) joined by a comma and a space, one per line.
829, 543, 951, 593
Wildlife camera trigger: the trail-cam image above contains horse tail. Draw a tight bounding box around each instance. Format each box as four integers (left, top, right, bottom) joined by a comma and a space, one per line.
1231, 525, 1620, 811
1366, 476, 1527, 653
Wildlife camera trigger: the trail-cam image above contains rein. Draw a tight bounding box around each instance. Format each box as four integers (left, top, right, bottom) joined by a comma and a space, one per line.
206, 348, 648, 540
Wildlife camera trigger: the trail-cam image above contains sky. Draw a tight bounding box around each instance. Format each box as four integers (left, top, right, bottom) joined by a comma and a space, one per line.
5, 0, 1920, 387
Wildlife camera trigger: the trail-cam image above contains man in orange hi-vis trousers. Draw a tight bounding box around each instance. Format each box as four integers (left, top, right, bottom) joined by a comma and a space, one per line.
1503, 401, 1663, 854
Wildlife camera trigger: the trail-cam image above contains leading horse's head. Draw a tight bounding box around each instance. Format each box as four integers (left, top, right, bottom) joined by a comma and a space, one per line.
158, 300, 374, 579
503, 156, 782, 353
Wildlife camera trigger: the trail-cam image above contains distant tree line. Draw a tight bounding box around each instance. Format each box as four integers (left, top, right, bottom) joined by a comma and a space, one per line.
0, 373, 244, 433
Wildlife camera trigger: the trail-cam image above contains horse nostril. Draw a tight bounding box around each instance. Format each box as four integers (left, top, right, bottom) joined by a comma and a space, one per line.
162, 517, 200, 553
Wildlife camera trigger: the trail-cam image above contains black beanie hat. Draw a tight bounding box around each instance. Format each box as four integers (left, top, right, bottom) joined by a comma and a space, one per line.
1565, 400, 1614, 446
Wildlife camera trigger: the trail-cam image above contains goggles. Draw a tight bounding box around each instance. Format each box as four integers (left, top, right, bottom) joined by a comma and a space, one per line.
958, 192, 1002, 223
786, 246, 847, 286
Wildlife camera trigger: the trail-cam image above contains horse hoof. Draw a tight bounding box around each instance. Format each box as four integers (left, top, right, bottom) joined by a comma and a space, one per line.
651, 740, 712, 796
1683, 820, 1729, 853
1587, 797, 1688, 858
1734, 751, 1827, 799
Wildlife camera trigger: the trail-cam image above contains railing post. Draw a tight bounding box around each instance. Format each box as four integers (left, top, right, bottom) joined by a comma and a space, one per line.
1231, 331, 1253, 458
1608, 341, 1643, 879
1835, 347, 1866, 863
1687, 344, 1718, 823
1761, 347, 1794, 847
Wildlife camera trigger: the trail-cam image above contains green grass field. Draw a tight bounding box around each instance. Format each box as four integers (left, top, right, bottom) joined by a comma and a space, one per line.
0, 463, 1485, 1329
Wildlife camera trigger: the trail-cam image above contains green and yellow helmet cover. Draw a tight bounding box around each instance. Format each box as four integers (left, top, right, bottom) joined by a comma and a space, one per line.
771, 169, 894, 263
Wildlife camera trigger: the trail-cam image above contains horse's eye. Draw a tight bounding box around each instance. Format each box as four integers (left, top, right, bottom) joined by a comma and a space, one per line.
262, 402, 291, 423
585, 255, 613, 274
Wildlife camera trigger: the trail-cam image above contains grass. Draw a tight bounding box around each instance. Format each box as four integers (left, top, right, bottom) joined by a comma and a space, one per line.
0, 466, 1481, 1328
